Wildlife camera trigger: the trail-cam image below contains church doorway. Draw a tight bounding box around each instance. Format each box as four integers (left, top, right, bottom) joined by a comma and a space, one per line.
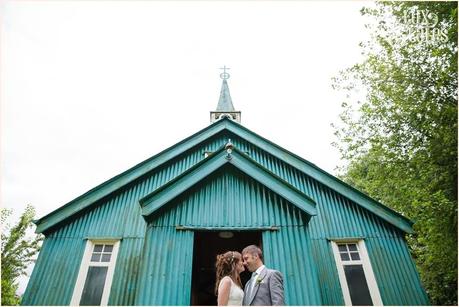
190, 231, 262, 305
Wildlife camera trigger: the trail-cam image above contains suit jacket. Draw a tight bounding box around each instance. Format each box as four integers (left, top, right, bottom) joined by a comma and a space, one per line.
242, 267, 285, 306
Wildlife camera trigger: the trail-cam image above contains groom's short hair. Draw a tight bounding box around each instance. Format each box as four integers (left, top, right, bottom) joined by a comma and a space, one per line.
242, 245, 263, 261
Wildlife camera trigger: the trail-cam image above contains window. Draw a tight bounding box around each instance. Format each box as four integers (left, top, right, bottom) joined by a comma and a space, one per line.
71, 240, 120, 306
331, 240, 383, 306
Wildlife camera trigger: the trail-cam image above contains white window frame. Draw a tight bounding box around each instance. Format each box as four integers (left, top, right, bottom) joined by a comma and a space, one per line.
331, 239, 383, 306
70, 239, 120, 306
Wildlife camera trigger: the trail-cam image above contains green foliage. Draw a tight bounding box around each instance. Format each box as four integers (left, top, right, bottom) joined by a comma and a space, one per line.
332, 1, 457, 305
1, 206, 43, 306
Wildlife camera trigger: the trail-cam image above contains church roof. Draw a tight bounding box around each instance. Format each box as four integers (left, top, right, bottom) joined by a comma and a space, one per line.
34, 118, 414, 234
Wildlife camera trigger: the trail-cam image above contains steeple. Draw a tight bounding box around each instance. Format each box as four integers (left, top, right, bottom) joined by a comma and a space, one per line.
210, 66, 241, 123
216, 79, 235, 112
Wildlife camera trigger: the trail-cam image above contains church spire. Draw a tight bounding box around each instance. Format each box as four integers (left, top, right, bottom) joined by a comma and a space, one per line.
216, 79, 235, 112
210, 66, 241, 123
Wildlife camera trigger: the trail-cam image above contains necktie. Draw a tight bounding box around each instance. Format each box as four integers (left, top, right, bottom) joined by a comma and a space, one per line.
246, 272, 258, 300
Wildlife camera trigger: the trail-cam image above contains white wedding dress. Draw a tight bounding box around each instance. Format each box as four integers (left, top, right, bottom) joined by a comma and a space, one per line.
220, 276, 244, 306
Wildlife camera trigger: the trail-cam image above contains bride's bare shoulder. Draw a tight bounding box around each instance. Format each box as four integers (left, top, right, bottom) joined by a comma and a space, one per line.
219, 276, 232, 286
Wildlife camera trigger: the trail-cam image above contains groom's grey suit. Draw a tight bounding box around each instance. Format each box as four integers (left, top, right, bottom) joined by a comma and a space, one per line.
242, 267, 285, 306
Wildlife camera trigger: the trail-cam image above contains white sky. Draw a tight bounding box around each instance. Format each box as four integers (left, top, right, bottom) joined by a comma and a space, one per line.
1, 0, 371, 294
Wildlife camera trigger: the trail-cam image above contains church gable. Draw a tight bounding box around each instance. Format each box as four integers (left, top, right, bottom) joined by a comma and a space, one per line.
149, 165, 309, 228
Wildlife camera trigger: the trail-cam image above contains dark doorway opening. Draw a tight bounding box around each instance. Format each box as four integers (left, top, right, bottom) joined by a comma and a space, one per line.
190, 231, 262, 306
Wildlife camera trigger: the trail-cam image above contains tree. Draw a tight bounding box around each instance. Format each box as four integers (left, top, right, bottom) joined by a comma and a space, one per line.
332, 1, 457, 305
1, 206, 43, 305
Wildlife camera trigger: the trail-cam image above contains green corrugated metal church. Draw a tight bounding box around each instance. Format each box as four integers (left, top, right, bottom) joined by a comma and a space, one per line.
23, 72, 429, 306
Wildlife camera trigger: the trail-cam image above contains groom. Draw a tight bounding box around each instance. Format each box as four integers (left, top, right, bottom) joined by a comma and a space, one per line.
241, 245, 285, 306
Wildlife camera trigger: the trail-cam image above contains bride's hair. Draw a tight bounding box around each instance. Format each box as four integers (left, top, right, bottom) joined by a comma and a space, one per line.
215, 251, 243, 295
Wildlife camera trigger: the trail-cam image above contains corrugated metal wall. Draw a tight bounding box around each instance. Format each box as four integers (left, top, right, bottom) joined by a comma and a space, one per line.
23, 131, 428, 305
135, 227, 194, 305
136, 167, 322, 305
263, 227, 322, 305
365, 237, 430, 305
21, 237, 86, 305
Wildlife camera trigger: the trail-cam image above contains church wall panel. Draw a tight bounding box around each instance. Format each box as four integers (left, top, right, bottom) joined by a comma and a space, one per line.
135, 227, 194, 305
309, 238, 346, 305
263, 227, 322, 305
21, 237, 86, 305
108, 238, 145, 305
365, 237, 430, 305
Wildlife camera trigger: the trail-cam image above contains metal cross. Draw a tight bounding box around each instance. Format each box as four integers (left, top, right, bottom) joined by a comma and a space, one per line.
219, 65, 231, 80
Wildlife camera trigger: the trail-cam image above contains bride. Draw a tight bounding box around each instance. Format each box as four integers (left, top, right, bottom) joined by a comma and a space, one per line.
215, 251, 245, 306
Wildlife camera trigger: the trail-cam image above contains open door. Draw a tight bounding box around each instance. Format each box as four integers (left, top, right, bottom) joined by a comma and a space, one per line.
190, 231, 262, 305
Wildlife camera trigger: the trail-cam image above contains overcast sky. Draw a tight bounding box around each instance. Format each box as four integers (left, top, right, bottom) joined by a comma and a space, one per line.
1, 0, 371, 293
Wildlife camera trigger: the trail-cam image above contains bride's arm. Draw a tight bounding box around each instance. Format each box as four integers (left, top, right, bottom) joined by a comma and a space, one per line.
217, 277, 231, 306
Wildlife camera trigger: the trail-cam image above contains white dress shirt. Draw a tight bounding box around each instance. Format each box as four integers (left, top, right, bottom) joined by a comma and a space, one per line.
249, 264, 266, 295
